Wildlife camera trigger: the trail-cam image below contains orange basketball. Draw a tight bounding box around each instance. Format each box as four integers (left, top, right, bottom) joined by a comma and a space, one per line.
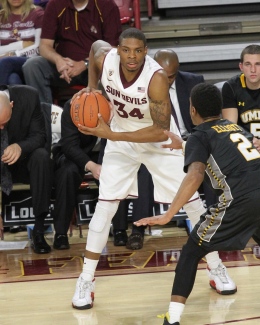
70, 92, 110, 128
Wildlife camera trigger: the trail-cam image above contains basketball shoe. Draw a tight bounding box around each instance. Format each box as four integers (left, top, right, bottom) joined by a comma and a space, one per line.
162, 312, 180, 325
72, 275, 95, 309
207, 262, 237, 295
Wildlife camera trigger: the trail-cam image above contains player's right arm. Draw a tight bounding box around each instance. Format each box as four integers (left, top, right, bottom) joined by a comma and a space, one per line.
88, 40, 112, 89
71, 40, 112, 101
221, 82, 238, 123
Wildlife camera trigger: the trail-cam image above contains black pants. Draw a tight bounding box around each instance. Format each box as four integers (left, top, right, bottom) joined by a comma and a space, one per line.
10, 148, 53, 218
53, 154, 98, 234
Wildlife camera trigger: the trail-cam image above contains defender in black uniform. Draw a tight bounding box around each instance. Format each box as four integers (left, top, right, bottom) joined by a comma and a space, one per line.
135, 83, 260, 325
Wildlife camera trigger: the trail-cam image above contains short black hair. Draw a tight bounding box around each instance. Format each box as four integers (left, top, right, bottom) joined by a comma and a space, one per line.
190, 83, 222, 118
119, 28, 147, 47
240, 44, 260, 62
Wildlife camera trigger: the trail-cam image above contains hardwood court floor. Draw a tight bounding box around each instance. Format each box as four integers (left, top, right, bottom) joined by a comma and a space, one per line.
1, 223, 260, 325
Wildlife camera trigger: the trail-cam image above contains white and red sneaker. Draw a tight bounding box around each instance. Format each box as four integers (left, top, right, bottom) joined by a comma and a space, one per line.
207, 263, 237, 295
72, 275, 95, 309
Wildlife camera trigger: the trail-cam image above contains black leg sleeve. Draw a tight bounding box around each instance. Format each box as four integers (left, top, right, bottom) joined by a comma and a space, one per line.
172, 236, 209, 298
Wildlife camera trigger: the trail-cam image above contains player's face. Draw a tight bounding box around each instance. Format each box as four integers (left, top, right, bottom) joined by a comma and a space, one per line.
239, 54, 260, 89
118, 38, 147, 75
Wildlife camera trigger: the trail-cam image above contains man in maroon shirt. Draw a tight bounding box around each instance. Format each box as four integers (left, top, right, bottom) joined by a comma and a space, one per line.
22, 0, 122, 104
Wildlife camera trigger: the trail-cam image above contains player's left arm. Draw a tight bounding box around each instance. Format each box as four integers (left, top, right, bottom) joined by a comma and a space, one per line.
134, 161, 205, 226
148, 69, 171, 133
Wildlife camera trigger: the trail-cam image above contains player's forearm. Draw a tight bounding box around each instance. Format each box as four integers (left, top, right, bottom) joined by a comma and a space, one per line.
110, 125, 168, 143
87, 45, 102, 89
87, 66, 100, 90
164, 164, 205, 220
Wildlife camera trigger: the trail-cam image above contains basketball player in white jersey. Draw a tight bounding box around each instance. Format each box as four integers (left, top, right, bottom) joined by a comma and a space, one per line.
71, 28, 236, 310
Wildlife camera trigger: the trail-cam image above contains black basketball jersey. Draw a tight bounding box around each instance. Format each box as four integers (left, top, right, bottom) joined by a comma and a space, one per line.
185, 119, 260, 200
222, 74, 260, 136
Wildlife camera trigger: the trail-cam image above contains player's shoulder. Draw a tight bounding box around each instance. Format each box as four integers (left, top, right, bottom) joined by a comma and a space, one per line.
150, 68, 168, 85
145, 54, 163, 71
94, 41, 113, 62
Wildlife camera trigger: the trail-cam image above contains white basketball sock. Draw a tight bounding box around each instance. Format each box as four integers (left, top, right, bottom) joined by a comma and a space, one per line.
168, 302, 185, 323
204, 251, 221, 270
81, 257, 99, 281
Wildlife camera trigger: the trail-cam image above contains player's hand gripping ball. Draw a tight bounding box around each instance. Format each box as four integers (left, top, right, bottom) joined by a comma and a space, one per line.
70, 92, 110, 128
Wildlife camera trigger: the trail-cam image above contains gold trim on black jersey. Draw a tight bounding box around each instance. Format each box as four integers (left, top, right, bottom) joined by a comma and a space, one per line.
240, 73, 247, 88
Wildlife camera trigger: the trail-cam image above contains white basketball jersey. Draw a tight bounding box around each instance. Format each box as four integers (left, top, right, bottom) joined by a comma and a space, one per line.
101, 48, 179, 135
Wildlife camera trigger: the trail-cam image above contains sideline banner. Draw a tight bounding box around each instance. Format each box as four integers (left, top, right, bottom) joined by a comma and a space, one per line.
2, 188, 190, 226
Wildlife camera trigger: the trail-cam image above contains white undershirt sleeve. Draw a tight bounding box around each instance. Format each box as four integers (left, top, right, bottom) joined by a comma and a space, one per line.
15, 28, 42, 57
0, 41, 23, 55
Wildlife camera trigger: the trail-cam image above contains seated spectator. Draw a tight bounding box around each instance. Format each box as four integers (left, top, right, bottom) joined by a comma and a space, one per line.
22, 0, 122, 104
0, 85, 53, 254
0, 0, 44, 85
51, 99, 101, 249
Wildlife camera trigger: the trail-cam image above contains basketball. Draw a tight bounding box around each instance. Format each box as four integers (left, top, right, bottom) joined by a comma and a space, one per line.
70, 92, 110, 128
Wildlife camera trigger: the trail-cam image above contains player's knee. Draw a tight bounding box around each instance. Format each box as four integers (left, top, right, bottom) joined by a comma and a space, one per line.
89, 200, 119, 233
89, 214, 109, 233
